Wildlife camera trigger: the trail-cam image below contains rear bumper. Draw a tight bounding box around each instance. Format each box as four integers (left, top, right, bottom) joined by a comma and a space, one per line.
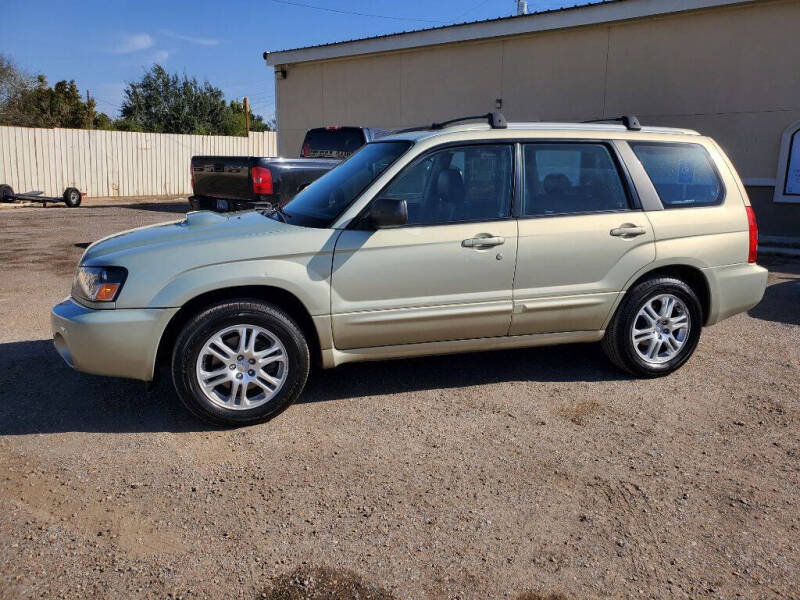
50, 298, 178, 381
704, 262, 768, 325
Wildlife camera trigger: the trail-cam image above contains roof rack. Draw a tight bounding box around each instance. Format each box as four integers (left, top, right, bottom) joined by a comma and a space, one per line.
582, 115, 642, 131
393, 111, 507, 134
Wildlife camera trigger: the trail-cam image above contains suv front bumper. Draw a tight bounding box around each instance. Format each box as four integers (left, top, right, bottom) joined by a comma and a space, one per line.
51, 298, 178, 382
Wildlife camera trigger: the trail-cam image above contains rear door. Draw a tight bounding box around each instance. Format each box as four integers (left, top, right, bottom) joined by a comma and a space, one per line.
511, 141, 655, 335
331, 143, 517, 349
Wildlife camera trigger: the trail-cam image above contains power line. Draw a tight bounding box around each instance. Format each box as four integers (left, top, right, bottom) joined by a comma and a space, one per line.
266, 0, 446, 23
452, 0, 494, 21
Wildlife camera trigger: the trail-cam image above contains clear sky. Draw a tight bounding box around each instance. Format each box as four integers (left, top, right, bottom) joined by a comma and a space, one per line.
1, 0, 585, 121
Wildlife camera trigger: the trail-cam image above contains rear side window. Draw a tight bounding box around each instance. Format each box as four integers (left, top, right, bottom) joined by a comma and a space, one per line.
301, 128, 366, 158
630, 142, 723, 208
521, 143, 631, 216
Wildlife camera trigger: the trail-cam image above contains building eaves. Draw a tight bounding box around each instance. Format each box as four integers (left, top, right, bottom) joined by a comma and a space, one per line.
264, 0, 753, 66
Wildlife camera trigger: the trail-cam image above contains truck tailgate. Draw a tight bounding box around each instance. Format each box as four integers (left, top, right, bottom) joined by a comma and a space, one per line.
191, 156, 251, 201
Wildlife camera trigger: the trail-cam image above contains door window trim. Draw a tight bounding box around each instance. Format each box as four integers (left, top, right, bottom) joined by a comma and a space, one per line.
350, 140, 518, 230
513, 139, 641, 220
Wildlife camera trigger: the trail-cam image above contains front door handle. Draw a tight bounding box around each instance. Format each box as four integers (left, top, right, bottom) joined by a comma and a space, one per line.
610, 224, 647, 238
462, 234, 505, 248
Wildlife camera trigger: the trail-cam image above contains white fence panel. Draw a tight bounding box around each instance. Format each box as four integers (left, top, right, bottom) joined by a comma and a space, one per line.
0, 126, 277, 197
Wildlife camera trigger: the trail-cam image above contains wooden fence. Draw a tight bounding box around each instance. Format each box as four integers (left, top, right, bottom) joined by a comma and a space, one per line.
0, 126, 277, 197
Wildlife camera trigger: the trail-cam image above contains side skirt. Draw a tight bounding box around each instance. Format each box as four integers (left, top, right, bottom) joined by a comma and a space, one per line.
320, 330, 605, 368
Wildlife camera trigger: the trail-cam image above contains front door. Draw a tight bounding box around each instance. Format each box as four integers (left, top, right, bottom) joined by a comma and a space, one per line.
331, 143, 518, 350
511, 142, 655, 335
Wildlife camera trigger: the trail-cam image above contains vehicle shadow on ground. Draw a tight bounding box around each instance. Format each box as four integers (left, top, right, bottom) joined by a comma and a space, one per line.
0, 339, 625, 435
747, 273, 800, 326
100, 201, 189, 214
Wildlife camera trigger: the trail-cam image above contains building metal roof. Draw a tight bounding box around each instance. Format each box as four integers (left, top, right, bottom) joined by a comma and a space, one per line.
264, 0, 753, 66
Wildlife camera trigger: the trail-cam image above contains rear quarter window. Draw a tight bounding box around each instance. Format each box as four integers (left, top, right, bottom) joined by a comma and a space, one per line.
630, 142, 724, 208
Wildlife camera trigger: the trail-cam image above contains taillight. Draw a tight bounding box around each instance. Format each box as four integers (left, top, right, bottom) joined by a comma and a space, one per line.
746, 205, 758, 263
301, 142, 310, 157
190, 165, 195, 190
252, 166, 273, 195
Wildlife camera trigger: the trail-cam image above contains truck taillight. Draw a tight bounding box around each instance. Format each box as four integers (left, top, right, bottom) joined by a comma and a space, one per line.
746, 205, 758, 263
252, 166, 273, 195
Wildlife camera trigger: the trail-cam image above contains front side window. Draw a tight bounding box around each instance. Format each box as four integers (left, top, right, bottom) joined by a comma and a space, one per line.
521, 143, 630, 216
630, 142, 723, 208
281, 141, 411, 228
380, 144, 513, 225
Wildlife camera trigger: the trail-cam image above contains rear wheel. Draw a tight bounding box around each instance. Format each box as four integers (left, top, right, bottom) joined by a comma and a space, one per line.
63, 187, 81, 207
601, 277, 702, 377
171, 300, 310, 426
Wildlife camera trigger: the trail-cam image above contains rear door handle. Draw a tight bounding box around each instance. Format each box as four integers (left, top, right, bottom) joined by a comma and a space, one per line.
462, 235, 505, 248
610, 224, 647, 238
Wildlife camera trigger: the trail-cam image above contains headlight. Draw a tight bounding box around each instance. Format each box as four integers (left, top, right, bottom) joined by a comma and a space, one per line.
72, 266, 128, 303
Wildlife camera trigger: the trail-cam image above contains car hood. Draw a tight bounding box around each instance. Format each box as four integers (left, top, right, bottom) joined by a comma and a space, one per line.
82, 210, 292, 263
79, 210, 339, 310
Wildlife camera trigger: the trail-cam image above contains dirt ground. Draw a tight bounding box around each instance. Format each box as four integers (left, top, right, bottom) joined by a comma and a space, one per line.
0, 197, 798, 599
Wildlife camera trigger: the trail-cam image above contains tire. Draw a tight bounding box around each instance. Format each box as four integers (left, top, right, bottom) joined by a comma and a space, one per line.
601, 276, 702, 378
63, 187, 82, 207
0, 184, 13, 203
171, 299, 310, 426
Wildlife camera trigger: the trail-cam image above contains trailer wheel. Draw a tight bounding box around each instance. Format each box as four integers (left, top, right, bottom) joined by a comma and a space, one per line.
0, 184, 13, 203
63, 187, 81, 208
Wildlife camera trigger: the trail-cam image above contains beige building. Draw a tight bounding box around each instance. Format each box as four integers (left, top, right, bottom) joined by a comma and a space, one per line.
265, 0, 800, 239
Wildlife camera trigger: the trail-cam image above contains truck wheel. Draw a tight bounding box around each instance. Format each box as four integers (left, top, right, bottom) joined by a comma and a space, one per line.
63, 187, 82, 207
601, 277, 702, 378
0, 184, 13, 203
171, 299, 310, 426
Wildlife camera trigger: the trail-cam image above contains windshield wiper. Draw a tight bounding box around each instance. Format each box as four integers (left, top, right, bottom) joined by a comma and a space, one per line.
255, 203, 292, 222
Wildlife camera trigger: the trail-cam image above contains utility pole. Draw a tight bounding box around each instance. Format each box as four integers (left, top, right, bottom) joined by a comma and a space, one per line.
517, 0, 528, 15
87, 89, 93, 129
243, 96, 250, 134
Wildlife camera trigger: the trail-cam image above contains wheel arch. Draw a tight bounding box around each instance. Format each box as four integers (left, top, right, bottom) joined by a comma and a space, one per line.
155, 285, 323, 373
624, 264, 711, 325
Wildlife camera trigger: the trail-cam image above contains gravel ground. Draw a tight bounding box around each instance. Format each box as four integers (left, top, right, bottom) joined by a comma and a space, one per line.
0, 197, 798, 599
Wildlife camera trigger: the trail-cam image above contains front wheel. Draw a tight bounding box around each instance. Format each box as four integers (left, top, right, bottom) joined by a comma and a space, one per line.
601, 277, 702, 377
171, 300, 310, 426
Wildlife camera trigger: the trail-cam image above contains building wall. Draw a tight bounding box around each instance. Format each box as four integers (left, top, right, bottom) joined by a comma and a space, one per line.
275, 0, 800, 233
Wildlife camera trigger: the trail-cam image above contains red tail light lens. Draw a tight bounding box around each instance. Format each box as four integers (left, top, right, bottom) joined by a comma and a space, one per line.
252, 166, 273, 195
746, 205, 758, 263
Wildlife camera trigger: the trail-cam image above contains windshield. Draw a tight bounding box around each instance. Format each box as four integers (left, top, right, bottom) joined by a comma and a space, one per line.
279, 141, 412, 228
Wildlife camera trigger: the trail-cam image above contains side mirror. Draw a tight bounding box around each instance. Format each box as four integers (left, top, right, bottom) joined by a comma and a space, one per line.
367, 197, 407, 228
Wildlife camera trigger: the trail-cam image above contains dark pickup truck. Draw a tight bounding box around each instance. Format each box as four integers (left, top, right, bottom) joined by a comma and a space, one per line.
189, 126, 387, 212
189, 156, 338, 212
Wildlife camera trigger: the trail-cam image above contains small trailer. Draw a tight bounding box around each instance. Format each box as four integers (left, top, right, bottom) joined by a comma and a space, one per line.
0, 184, 83, 208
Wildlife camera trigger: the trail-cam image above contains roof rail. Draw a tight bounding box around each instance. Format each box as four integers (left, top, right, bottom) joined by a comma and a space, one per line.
393, 111, 507, 134
582, 115, 642, 131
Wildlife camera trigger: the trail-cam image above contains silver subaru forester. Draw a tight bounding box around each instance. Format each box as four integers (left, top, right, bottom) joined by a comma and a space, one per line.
52, 114, 768, 426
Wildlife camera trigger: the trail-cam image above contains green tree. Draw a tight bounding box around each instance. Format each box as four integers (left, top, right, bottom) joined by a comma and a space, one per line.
120, 64, 228, 134
0, 54, 111, 129
221, 100, 275, 136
